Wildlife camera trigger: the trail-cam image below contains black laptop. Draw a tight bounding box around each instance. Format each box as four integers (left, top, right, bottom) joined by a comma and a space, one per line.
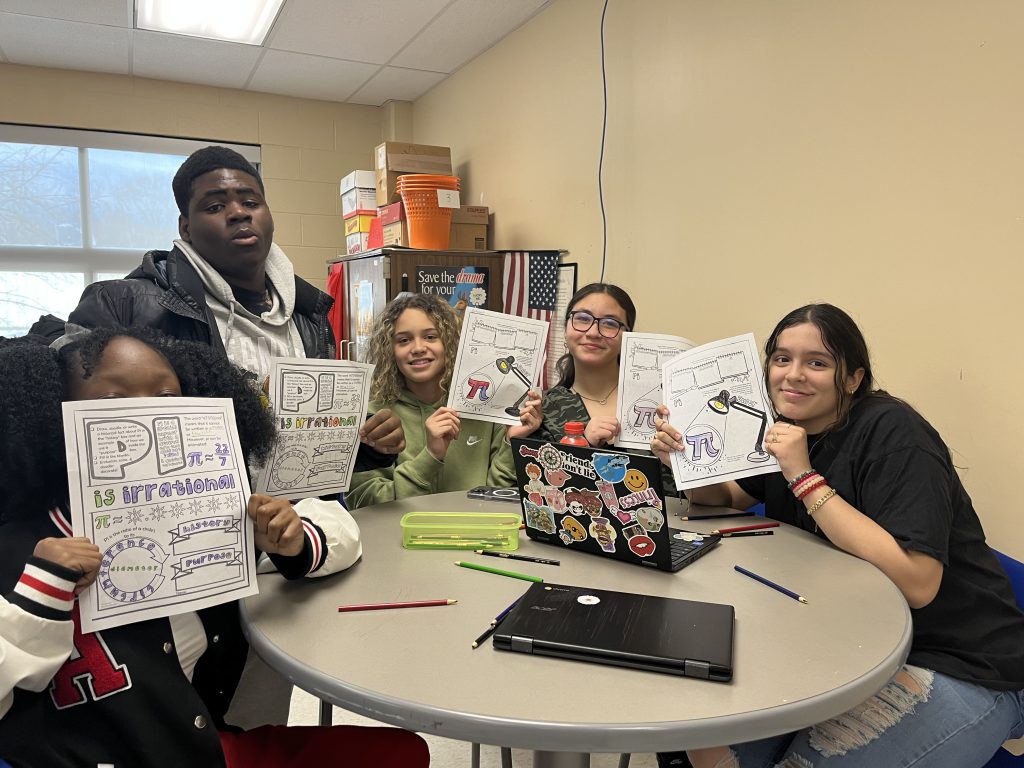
493, 582, 734, 681
510, 437, 721, 572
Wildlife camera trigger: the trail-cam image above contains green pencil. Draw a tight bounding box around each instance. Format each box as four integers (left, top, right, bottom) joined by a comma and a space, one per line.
454, 560, 544, 583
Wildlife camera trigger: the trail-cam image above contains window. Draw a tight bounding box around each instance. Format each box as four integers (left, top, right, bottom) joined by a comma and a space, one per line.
0, 125, 259, 337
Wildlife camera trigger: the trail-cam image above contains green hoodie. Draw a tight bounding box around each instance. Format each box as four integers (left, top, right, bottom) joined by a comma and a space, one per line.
346, 389, 516, 508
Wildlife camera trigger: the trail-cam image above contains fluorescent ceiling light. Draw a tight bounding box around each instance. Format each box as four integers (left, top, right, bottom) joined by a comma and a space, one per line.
136, 0, 285, 46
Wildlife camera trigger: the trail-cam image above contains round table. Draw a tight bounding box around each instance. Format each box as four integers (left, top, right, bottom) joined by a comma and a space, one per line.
241, 492, 911, 766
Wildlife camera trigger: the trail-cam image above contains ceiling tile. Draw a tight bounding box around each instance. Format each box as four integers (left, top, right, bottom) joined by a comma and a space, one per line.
0, 14, 131, 74
347, 66, 446, 106
0, 0, 132, 26
267, 0, 449, 65
248, 49, 380, 102
133, 30, 262, 89
392, 0, 550, 73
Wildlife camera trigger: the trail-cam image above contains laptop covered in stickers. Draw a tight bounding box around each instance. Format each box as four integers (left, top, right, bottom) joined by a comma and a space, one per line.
493, 581, 734, 680
510, 438, 721, 572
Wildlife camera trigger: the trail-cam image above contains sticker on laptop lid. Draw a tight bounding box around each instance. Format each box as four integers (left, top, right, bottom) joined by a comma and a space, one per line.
524, 500, 556, 533
593, 453, 629, 483
564, 488, 603, 517
577, 594, 601, 606
635, 506, 664, 532
589, 517, 617, 552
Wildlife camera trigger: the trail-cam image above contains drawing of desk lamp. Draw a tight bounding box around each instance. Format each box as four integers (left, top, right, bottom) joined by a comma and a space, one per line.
496, 355, 532, 417
707, 389, 771, 462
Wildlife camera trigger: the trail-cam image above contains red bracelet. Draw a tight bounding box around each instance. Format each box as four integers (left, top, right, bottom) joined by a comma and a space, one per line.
796, 478, 828, 500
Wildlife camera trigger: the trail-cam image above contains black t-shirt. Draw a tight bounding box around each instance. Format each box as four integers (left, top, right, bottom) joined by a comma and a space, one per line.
737, 395, 1024, 690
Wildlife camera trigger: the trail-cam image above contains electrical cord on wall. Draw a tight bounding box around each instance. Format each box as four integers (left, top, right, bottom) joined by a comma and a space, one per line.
598, 0, 609, 283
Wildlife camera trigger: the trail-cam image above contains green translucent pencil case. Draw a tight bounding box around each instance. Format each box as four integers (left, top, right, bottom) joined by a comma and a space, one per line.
400, 512, 521, 551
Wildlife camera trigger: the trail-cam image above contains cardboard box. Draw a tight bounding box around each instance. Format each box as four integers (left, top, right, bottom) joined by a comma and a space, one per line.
450, 224, 487, 250
449, 205, 489, 250
378, 201, 406, 226
373, 142, 453, 206
374, 142, 452, 175
344, 213, 376, 237
341, 187, 376, 217
346, 231, 370, 255
381, 220, 409, 247
450, 205, 488, 225
339, 169, 376, 194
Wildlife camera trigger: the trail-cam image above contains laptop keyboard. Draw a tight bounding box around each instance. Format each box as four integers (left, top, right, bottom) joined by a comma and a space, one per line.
669, 536, 713, 568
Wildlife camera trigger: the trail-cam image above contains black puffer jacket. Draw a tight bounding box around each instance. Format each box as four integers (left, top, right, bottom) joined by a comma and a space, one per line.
68, 246, 335, 359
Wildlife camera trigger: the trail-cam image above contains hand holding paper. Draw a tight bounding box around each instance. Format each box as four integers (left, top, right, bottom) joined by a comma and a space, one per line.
247, 494, 304, 557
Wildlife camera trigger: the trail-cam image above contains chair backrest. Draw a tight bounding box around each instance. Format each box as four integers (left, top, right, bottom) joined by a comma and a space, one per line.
993, 549, 1024, 608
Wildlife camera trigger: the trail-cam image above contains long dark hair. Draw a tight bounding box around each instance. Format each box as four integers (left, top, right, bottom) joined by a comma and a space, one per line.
763, 303, 880, 431
0, 327, 277, 522
554, 283, 637, 389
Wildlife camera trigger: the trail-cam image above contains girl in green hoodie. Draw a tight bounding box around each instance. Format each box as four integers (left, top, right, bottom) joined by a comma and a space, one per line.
346, 294, 540, 508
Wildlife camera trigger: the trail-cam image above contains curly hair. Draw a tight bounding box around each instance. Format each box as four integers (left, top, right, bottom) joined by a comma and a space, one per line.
0, 327, 277, 523
366, 294, 461, 405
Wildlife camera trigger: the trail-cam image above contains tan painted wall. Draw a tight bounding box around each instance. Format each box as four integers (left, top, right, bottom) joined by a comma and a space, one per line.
413, 0, 1024, 558
0, 63, 383, 293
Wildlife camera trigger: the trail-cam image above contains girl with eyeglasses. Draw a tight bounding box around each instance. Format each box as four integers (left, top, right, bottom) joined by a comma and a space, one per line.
526, 283, 635, 447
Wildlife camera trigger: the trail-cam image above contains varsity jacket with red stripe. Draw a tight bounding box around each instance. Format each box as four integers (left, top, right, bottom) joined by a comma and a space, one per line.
0, 499, 360, 767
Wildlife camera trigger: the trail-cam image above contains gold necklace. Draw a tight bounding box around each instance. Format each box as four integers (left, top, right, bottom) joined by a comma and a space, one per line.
572, 385, 617, 405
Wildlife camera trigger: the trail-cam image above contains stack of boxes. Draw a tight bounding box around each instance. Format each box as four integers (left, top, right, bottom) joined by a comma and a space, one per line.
339, 170, 376, 255
339, 142, 493, 254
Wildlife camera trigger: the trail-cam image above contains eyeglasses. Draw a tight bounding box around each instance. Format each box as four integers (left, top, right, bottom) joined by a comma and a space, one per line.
567, 310, 629, 338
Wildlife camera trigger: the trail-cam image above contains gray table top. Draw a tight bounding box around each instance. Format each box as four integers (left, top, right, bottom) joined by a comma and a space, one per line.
240, 492, 912, 753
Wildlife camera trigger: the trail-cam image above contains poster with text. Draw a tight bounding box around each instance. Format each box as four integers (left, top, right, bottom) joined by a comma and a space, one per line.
254, 357, 373, 497
417, 265, 489, 321
615, 332, 696, 450
661, 333, 779, 490
446, 307, 549, 426
62, 397, 256, 634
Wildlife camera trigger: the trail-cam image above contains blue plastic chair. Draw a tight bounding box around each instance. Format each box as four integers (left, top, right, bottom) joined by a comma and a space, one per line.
983, 549, 1024, 767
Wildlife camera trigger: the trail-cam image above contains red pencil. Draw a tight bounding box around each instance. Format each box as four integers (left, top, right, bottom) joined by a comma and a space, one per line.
338, 599, 457, 613
711, 522, 781, 534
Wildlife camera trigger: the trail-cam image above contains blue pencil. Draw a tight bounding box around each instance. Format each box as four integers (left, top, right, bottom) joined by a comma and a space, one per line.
734, 565, 808, 604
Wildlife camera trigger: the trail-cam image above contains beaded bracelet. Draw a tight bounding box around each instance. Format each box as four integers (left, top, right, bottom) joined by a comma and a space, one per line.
806, 487, 837, 516
786, 469, 817, 490
791, 472, 823, 498
796, 478, 828, 501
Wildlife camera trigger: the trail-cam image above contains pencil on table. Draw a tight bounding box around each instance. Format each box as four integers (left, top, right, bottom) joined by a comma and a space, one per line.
680, 511, 756, 521
452, 561, 540, 585
720, 530, 774, 538
734, 565, 807, 603
338, 599, 457, 613
712, 522, 780, 534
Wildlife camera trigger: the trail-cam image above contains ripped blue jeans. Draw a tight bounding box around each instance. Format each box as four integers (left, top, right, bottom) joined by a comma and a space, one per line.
728, 665, 1024, 767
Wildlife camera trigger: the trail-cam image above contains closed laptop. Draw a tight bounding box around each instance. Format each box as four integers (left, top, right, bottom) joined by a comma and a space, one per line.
493, 582, 734, 681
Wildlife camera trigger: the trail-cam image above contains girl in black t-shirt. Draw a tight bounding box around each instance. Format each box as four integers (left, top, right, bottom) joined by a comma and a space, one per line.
653, 303, 1024, 768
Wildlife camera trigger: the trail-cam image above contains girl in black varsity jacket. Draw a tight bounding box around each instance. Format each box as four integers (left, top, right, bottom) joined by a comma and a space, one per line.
0, 328, 428, 768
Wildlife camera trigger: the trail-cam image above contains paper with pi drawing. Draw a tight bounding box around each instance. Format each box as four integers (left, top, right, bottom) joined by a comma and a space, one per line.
615, 332, 696, 450
62, 397, 257, 634
661, 333, 779, 490
447, 307, 549, 426
254, 357, 373, 497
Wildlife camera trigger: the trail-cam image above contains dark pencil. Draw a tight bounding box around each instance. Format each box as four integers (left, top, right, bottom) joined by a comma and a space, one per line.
720, 530, 774, 538
471, 597, 525, 649
680, 511, 756, 521
473, 550, 560, 566
734, 565, 807, 603
471, 624, 498, 649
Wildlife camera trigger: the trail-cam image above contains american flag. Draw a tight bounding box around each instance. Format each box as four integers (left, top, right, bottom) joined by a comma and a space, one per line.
503, 250, 559, 387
